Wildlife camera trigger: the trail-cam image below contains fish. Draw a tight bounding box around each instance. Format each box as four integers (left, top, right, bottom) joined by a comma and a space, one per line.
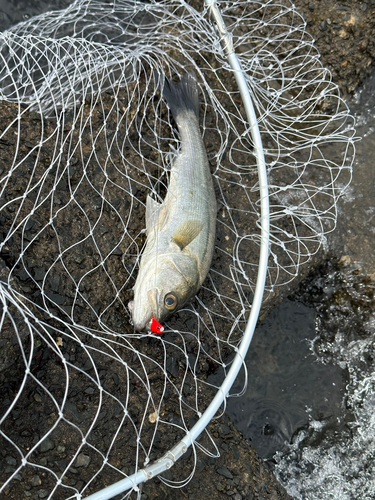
128, 71, 217, 332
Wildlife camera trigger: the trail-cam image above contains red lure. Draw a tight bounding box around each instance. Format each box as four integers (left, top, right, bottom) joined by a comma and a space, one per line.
150, 316, 164, 334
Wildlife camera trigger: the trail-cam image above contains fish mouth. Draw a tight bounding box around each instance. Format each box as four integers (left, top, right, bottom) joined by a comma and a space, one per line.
132, 288, 160, 332
133, 311, 152, 332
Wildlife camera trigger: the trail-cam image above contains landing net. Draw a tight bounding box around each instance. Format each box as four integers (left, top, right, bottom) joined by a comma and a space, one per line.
0, 1, 354, 498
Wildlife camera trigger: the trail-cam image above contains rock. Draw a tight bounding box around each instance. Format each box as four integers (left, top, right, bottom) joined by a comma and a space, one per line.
31, 475, 41, 486
217, 467, 233, 479
5, 456, 17, 466
166, 356, 179, 378
50, 274, 61, 292
17, 270, 29, 281
75, 453, 91, 468
216, 482, 225, 491
25, 219, 35, 230
39, 438, 55, 452
231, 445, 240, 460
55, 459, 69, 472
34, 393, 42, 403
34, 267, 46, 281
38, 489, 50, 498
334, 4, 351, 11
220, 424, 231, 435
74, 254, 86, 264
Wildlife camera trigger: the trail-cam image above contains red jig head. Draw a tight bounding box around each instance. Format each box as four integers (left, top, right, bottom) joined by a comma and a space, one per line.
150, 316, 164, 335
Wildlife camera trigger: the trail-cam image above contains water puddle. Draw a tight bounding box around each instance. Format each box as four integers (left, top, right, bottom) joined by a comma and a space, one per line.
273, 260, 375, 500
215, 298, 347, 460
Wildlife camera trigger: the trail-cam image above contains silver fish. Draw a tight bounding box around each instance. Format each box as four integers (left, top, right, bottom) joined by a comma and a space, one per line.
129, 72, 216, 332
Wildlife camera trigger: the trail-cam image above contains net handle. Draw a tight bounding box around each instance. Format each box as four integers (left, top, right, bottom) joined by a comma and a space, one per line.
84, 1, 269, 498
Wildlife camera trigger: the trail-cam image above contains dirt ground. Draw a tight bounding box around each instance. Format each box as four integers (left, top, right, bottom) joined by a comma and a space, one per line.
0, 1, 374, 500
294, 0, 375, 96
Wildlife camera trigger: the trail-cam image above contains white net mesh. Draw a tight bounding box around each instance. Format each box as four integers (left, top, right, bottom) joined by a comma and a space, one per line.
0, 0, 354, 498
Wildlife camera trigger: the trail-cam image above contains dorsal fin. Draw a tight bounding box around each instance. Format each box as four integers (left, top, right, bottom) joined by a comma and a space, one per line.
146, 195, 163, 233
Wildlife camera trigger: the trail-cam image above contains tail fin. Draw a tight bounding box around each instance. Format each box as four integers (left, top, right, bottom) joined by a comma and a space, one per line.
163, 72, 200, 123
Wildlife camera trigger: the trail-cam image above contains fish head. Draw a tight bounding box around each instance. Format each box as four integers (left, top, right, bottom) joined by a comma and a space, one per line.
130, 252, 199, 331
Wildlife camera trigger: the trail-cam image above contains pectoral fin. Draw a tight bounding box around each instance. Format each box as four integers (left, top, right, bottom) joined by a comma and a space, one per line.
172, 220, 203, 250
146, 195, 163, 233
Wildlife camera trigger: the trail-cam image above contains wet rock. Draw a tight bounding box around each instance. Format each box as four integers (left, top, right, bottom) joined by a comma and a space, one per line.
220, 424, 231, 435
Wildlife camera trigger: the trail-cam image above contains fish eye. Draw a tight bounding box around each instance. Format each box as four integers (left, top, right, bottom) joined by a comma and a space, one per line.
164, 293, 178, 310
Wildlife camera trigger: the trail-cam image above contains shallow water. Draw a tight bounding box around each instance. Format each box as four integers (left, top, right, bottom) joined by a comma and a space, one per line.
274, 263, 375, 500
272, 75, 375, 499
212, 299, 347, 460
